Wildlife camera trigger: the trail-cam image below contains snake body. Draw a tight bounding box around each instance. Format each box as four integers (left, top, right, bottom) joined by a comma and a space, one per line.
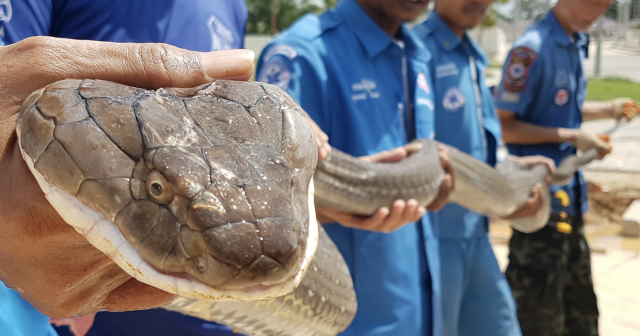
315, 141, 555, 232
17, 79, 593, 335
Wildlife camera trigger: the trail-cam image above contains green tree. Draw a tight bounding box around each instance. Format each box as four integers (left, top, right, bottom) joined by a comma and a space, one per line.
324, 0, 338, 8
246, 0, 325, 34
481, 0, 509, 28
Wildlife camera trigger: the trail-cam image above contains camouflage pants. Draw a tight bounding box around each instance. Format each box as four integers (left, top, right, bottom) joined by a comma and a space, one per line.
506, 222, 599, 336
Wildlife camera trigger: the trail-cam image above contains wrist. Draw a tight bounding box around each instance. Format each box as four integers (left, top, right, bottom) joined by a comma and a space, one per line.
558, 128, 579, 143
609, 100, 617, 119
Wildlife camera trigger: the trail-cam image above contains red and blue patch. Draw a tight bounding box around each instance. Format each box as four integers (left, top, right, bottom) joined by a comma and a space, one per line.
503, 46, 538, 93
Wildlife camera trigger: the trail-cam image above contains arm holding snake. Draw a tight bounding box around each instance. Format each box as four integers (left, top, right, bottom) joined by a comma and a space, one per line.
0, 36, 254, 318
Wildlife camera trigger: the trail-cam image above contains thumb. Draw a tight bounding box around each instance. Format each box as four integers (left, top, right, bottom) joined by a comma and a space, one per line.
2, 36, 254, 108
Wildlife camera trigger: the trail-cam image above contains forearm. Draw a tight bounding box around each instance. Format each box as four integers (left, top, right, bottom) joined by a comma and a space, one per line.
500, 117, 578, 145
581, 101, 614, 121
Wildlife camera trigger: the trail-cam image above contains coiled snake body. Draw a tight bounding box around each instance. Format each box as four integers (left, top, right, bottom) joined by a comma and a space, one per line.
17, 79, 593, 335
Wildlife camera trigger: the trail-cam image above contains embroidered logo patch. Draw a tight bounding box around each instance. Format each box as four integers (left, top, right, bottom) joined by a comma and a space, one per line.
207, 16, 234, 51
351, 79, 380, 102
555, 89, 569, 106
417, 73, 430, 94
257, 61, 291, 90
442, 87, 465, 112
503, 46, 538, 93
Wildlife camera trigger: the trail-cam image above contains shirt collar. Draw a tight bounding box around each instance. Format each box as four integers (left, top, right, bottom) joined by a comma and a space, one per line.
335, 0, 395, 59
546, 10, 588, 48
424, 12, 488, 66
403, 24, 432, 63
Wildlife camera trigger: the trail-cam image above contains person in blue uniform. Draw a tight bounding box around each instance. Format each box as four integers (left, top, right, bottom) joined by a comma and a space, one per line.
256, 0, 455, 335
495, 0, 638, 335
414, 1, 555, 335
0, 1, 250, 335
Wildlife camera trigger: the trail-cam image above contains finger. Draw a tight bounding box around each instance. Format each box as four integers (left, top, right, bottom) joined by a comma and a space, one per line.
439, 151, 456, 191
376, 200, 405, 232
4, 37, 255, 100
545, 160, 556, 174
318, 143, 332, 160
303, 111, 331, 160
402, 199, 425, 223
404, 141, 423, 153
360, 147, 409, 163
527, 185, 542, 204
357, 207, 390, 230
379, 199, 418, 233
427, 174, 452, 211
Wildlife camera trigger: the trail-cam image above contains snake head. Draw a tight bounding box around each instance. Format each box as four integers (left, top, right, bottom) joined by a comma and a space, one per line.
18, 79, 319, 300
124, 145, 308, 293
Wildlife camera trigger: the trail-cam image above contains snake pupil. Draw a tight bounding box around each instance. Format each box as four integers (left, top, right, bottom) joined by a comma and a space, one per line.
151, 182, 164, 197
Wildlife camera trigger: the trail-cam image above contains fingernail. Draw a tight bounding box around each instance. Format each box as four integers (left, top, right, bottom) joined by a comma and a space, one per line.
318, 147, 328, 160
200, 49, 255, 79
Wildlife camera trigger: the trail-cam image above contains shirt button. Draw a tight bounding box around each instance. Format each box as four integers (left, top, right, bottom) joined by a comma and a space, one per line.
444, 41, 450, 47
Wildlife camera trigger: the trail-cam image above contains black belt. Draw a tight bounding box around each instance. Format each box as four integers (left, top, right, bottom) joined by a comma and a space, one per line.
547, 212, 582, 234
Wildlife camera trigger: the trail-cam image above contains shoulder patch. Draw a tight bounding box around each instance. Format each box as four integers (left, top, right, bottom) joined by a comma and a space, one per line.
503, 46, 538, 93
262, 44, 298, 63
257, 60, 291, 90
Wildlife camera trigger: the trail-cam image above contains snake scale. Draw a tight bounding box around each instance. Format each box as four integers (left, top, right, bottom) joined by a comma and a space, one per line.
17, 79, 593, 335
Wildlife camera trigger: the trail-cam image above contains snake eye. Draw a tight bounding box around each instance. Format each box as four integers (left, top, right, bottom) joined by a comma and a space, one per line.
147, 171, 174, 204
150, 182, 163, 196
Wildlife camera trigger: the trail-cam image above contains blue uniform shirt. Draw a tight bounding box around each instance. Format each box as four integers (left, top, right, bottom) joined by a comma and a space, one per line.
256, 1, 441, 335
0, 0, 247, 51
0, 283, 58, 336
0, 1, 247, 335
414, 13, 501, 239
495, 11, 589, 217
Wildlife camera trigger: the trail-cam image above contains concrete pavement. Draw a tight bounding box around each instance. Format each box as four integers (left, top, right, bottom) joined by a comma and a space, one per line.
584, 41, 640, 83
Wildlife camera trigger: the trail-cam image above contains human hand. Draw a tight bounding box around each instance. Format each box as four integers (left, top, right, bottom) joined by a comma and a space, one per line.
303, 111, 331, 160
316, 144, 426, 232
427, 144, 455, 211
610, 98, 640, 121
572, 130, 611, 159
508, 155, 556, 175
0, 37, 254, 317
503, 183, 544, 219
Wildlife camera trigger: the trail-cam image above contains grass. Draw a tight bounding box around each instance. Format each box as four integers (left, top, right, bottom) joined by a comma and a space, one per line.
587, 77, 640, 101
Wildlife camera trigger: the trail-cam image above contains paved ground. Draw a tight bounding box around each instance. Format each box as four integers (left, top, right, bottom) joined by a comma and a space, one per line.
489, 79, 640, 335
584, 41, 640, 83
